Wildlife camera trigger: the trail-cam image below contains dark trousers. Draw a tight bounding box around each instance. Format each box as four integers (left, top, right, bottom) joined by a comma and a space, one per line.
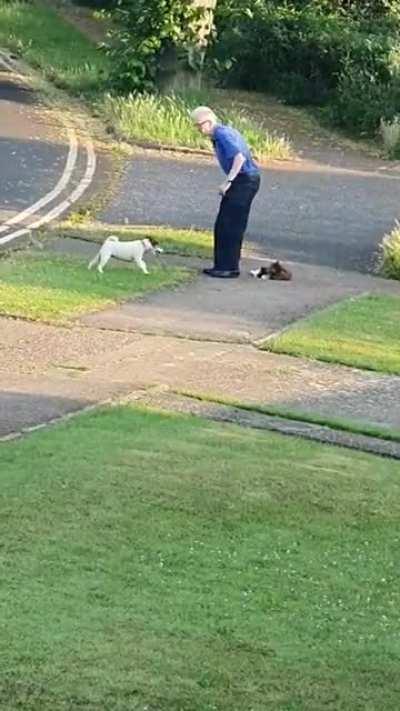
214, 173, 260, 271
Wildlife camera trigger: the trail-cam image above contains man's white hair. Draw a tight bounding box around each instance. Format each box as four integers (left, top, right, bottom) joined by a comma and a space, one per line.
190, 106, 217, 123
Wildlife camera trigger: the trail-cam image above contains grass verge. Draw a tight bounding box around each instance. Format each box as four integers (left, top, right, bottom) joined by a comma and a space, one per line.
55, 220, 213, 258
0, 0, 110, 96
1, 405, 400, 709
0, 2, 292, 160
176, 389, 400, 444
261, 294, 400, 376
100, 91, 293, 161
0, 251, 190, 322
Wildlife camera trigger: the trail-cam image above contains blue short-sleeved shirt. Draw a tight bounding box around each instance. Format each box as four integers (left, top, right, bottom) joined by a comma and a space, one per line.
212, 124, 259, 177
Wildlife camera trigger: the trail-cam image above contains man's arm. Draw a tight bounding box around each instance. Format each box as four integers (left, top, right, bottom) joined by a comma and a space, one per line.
227, 152, 246, 181
219, 152, 246, 195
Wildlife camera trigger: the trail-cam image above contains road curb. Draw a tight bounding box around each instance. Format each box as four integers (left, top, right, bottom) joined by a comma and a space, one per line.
131, 390, 400, 460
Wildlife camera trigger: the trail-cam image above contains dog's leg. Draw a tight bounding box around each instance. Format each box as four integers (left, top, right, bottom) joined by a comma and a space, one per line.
97, 251, 111, 274
88, 252, 99, 270
135, 257, 149, 275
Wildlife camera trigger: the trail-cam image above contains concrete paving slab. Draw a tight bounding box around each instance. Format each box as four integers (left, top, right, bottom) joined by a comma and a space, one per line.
79, 251, 400, 343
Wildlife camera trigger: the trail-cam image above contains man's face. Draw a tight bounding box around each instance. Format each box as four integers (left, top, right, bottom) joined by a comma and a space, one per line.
194, 118, 214, 136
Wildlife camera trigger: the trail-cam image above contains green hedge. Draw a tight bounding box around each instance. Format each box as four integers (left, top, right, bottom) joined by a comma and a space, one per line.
70, 0, 116, 7
211, 2, 400, 136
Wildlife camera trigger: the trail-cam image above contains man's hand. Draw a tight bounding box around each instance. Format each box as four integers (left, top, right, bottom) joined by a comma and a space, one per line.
218, 179, 232, 197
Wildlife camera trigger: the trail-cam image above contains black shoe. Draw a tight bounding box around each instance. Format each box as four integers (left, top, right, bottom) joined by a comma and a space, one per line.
203, 268, 240, 278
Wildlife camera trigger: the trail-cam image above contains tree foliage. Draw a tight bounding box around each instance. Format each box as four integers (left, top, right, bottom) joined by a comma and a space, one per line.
104, 0, 400, 136
107, 0, 214, 91
210, 0, 400, 135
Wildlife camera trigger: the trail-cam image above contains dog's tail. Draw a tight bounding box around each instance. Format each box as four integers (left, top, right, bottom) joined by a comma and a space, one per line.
105, 235, 119, 244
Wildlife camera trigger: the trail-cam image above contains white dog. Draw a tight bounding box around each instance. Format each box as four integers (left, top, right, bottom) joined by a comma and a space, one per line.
88, 236, 163, 275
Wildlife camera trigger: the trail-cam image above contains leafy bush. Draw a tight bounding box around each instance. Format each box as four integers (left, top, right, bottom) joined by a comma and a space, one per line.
380, 115, 400, 156
70, 0, 117, 7
379, 221, 400, 279
330, 61, 400, 135
212, 5, 355, 102
106, 0, 208, 92
314, 0, 400, 20
211, 1, 400, 136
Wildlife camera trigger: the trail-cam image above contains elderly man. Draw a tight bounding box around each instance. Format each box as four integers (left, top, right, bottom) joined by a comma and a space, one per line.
191, 105, 260, 278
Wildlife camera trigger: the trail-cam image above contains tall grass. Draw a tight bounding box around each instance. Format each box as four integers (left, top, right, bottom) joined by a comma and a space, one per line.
101, 91, 293, 160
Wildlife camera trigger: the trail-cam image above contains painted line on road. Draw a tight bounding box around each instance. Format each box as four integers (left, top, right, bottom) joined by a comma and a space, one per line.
0, 54, 78, 233
0, 127, 78, 234
0, 140, 96, 244
0, 52, 96, 245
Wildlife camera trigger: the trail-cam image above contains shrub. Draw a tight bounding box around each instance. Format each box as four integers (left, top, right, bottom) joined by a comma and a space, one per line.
317, 0, 400, 21
379, 221, 400, 279
211, 1, 400, 136
328, 63, 400, 135
380, 115, 400, 156
70, 0, 117, 7
211, 4, 347, 104
106, 0, 209, 93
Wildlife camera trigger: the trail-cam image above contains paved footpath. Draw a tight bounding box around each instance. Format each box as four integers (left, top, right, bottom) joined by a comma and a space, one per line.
1, 240, 400, 458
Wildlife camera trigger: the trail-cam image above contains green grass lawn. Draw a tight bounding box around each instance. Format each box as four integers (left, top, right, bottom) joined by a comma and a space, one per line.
0, 251, 189, 322
263, 294, 400, 375
0, 406, 400, 710
0, 0, 110, 96
58, 221, 214, 258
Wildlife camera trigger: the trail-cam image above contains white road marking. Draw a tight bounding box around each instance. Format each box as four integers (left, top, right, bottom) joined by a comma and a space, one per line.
0, 127, 78, 234
0, 52, 96, 245
0, 139, 96, 244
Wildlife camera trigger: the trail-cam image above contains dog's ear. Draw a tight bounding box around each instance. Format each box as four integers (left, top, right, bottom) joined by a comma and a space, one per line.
148, 237, 164, 254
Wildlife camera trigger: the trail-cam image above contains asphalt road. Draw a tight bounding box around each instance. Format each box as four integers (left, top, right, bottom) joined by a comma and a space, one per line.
0, 66, 69, 228
102, 152, 400, 273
